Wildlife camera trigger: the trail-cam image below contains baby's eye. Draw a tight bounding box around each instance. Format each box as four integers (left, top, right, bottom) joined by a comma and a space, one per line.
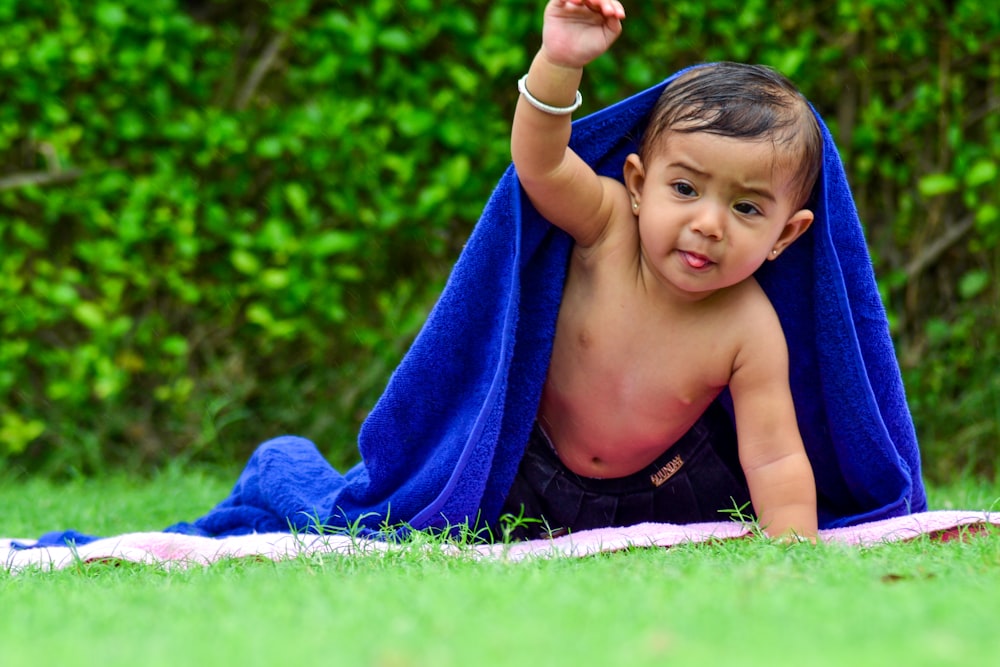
673, 182, 697, 197
734, 202, 762, 216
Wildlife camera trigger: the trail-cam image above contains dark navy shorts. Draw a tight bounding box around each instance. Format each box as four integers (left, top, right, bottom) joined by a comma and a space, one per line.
499, 402, 752, 540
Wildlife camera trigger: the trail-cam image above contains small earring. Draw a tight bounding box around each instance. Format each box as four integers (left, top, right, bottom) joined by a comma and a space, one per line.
632, 201, 639, 210
771, 249, 779, 256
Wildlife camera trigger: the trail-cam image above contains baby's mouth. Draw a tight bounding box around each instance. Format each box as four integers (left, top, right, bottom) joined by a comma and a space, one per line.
680, 250, 713, 269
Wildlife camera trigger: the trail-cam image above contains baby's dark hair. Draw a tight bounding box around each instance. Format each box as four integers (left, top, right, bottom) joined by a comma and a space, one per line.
641, 62, 822, 208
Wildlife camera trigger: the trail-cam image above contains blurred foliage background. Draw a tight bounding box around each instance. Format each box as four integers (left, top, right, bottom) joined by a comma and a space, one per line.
1, 0, 997, 481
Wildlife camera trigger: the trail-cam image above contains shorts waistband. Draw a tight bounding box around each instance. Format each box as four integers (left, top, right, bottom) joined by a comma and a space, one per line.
527, 414, 718, 495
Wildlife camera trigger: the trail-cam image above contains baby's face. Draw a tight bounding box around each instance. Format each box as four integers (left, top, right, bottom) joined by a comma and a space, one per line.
627, 130, 811, 298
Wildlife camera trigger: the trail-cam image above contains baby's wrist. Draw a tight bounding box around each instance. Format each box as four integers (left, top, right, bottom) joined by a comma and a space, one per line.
536, 46, 588, 74
517, 75, 583, 116
519, 50, 585, 114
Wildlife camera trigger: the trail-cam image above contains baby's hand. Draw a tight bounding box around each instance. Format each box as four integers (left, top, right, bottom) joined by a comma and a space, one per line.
541, 0, 626, 69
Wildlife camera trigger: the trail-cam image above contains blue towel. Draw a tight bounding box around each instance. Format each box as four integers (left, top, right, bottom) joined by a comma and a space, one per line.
21, 70, 926, 548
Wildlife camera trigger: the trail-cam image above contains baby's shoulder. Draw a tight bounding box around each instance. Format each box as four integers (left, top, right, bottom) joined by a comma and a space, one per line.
715, 278, 784, 336
725, 276, 775, 310
570, 187, 640, 262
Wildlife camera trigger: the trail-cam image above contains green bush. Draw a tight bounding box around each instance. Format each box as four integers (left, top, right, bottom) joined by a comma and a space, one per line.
1, 0, 997, 480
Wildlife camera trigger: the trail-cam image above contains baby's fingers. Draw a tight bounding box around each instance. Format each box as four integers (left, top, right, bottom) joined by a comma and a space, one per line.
562, 0, 626, 19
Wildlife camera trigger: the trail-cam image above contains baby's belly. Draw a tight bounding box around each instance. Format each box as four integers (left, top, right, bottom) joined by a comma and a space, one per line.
538, 388, 713, 479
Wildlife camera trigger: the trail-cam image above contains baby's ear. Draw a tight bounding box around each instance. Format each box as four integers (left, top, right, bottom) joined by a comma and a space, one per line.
623, 153, 646, 210
770, 209, 814, 259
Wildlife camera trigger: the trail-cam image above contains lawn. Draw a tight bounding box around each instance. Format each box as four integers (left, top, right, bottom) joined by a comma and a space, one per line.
2, 470, 999, 667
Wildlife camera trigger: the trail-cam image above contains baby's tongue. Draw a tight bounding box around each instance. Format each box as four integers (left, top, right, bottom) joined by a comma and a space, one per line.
685, 252, 708, 268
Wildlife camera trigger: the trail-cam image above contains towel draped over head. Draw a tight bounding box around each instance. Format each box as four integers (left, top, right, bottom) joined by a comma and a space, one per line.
172, 68, 927, 539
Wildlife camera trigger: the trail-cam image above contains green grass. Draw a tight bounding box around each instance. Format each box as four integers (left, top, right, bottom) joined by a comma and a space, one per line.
2, 471, 1000, 667
0, 465, 235, 538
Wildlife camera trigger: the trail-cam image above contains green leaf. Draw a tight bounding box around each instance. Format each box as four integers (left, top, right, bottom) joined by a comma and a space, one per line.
965, 160, 997, 188
0, 412, 46, 455
284, 182, 310, 218
246, 303, 274, 326
975, 203, 998, 228
958, 270, 990, 300
96, 3, 128, 29
377, 28, 411, 52
311, 231, 361, 256
918, 173, 958, 197
255, 136, 283, 158
72, 302, 106, 329
332, 264, 363, 282
48, 283, 79, 306
231, 249, 261, 275
396, 108, 436, 137
260, 269, 291, 290
925, 317, 951, 344
161, 335, 189, 357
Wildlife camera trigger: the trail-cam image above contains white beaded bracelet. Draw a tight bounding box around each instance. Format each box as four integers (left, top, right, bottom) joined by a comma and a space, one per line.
517, 74, 583, 115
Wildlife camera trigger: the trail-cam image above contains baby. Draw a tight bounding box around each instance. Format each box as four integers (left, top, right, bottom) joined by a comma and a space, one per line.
501, 0, 819, 539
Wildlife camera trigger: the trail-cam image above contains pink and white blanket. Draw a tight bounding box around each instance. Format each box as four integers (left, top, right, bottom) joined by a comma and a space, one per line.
3, 510, 996, 573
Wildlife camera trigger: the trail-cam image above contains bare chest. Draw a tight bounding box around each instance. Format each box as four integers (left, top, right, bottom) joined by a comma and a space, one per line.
540, 270, 739, 476
549, 293, 734, 408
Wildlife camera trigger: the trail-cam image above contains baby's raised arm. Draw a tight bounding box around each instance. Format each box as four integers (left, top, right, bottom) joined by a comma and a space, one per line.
511, 0, 626, 247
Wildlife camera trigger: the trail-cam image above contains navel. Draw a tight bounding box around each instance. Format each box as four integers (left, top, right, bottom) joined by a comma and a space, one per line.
589, 456, 607, 479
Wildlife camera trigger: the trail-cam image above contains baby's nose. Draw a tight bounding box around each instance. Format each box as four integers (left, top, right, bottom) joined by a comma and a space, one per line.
690, 204, 726, 240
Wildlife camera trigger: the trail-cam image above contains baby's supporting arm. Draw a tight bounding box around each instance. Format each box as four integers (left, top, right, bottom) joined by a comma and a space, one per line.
511, 0, 626, 246
730, 313, 818, 540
